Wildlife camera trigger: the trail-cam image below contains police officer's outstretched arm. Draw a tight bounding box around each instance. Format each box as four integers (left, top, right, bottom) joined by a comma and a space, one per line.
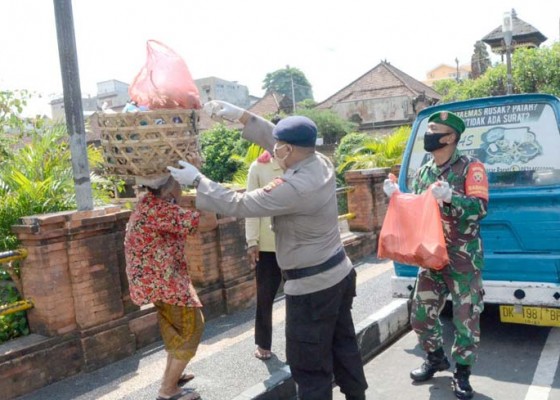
204, 100, 276, 153
168, 159, 306, 219
204, 100, 244, 122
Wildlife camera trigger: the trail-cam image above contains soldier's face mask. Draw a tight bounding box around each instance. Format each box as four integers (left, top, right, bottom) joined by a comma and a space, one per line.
423, 132, 453, 152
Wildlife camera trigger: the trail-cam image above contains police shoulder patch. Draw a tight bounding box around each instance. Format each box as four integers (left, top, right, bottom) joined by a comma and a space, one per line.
263, 177, 285, 193
465, 162, 489, 201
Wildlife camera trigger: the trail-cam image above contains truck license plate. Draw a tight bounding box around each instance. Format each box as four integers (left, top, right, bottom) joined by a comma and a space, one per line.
499, 305, 560, 327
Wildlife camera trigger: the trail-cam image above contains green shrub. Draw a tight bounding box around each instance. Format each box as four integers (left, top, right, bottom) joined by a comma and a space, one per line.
295, 109, 357, 144
0, 283, 29, 343
336, 127, 410, 182
199, 124, 250, 183
334, 132, 370, 167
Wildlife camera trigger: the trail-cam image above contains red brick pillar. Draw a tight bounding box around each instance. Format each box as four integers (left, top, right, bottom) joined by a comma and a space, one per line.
12, 206, 132, 336
215, 216, 256, 314
344, 168, 390, 233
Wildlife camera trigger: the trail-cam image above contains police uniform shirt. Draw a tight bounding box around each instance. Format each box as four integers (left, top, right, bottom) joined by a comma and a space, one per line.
195, 114, 353, 296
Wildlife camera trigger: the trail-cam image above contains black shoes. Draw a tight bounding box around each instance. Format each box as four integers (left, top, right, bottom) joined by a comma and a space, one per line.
452, 364, 474, 399
411, 350, 474, 399
410, 348, 451, 382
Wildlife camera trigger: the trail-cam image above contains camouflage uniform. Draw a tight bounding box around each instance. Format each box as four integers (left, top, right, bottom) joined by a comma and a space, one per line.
410, 148, 488, 366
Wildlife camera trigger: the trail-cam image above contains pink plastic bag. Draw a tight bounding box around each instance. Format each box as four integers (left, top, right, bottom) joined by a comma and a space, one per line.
129, 40, 201, 110
378, 189, 449, 270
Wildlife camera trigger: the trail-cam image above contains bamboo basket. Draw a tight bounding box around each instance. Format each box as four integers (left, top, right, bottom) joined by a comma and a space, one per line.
97, 109, 201, 178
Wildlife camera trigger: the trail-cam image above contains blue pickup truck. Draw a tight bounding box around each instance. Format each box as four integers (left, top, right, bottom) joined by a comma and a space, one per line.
392, 93, 560, 327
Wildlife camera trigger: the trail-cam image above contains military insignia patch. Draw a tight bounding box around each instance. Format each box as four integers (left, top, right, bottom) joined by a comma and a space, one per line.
263, 178, 285, 193
440, 111, 448, 121
465, 162, 489, 201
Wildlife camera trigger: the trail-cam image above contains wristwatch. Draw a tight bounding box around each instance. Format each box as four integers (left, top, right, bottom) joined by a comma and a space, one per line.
192, 174, 202, 188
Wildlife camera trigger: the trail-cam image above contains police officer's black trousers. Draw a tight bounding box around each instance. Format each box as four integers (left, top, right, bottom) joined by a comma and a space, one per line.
285, 269, 368, 400
255, 251, 282, 350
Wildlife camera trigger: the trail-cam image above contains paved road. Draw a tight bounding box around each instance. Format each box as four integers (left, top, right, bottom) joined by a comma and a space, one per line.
333, 304, 560, 400
17, 256, 395, 400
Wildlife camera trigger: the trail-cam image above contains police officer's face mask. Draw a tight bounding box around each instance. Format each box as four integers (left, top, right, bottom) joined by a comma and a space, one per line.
423, 131, 452, 152
273, 143, 291, 162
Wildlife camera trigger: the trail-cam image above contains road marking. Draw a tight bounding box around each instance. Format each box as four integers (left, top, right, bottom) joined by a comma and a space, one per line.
524, 328, 560, 400
97, 261, 392, 399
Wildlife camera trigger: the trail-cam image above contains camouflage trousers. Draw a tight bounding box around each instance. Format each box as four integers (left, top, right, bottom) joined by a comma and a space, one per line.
410, 266, 484, 366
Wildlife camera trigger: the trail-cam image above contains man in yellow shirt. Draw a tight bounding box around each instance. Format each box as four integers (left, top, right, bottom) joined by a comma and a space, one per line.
246, 150, 283, 360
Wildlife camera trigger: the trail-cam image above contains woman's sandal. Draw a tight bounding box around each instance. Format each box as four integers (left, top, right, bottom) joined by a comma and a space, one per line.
156, 387, 200, 400
177, 373, 195, 386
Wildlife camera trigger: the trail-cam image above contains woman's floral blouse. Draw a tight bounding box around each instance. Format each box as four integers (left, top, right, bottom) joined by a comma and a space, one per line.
124, 192, 202, 307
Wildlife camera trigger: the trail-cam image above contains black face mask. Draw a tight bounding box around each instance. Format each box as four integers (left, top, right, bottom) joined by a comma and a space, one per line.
423, 132, 452, 152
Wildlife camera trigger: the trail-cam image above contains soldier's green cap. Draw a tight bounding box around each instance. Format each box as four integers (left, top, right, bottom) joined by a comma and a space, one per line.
428, 111, 465, 135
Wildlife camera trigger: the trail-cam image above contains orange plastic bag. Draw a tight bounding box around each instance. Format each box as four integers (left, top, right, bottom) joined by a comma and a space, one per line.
129, 40, 201, 110
378, 189, 449, 270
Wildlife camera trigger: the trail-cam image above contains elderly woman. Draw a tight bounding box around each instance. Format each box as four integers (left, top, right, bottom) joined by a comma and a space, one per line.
124, 175, 216, 400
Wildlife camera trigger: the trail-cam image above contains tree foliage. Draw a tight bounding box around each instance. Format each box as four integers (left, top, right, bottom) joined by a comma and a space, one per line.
295, 108, 357, 145
513, 42, 560, 95
470, 41, 492, 79
262, 66, 314, 103
0, 90, 32, 159
297, 99, 317, 110
0, 91, 114, 252
434, 42, 560, 103
335, 126, 410, 182
333, 132, 370, 167
199, 124, 250, 183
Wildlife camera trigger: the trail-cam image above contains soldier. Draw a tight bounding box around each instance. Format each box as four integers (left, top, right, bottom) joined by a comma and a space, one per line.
384, 111, 489, 399
168, 100, 368, 400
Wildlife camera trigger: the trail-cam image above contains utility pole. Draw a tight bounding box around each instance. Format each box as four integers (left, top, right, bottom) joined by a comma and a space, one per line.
455, 58, 460, 82
290, 75, 296, 113
286, 65, 296, 113
53, 0, 93, 210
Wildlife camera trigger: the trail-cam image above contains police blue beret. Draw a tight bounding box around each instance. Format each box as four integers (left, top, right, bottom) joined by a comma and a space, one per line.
428, 111, 465, 135
272, 116, 317, 147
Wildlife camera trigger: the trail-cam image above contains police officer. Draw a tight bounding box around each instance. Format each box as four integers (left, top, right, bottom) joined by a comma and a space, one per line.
168, 100, 368, 400
384, 111, 488, 399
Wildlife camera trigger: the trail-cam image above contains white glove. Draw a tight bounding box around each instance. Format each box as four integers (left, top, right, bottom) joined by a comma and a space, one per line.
167, 160, 202, 186
431, 181, 452, 203
383, 179, 399, 197
203, 100, 245, 122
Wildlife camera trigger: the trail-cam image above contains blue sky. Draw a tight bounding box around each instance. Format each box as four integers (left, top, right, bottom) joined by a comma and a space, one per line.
1, 0, 558, 116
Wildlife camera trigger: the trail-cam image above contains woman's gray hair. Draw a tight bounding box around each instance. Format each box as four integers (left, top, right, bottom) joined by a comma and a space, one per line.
146, 175, 176, 197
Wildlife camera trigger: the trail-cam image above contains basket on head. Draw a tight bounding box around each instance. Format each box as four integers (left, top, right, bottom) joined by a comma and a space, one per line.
97, 109, 202, 177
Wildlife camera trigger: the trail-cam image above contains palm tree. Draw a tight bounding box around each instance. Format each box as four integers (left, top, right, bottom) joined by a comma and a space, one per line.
336, 126, 410, 174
